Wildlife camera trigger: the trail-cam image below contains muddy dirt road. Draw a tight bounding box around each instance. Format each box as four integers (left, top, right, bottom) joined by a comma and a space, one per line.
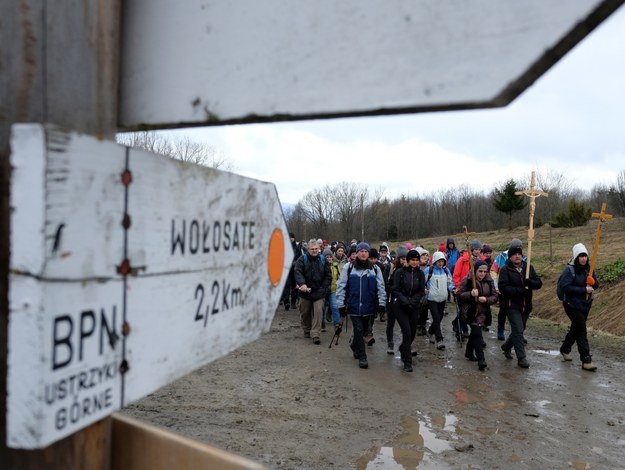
124, 304, 625, 469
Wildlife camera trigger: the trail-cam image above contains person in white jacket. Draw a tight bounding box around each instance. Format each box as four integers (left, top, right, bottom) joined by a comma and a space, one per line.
422, 251, 455, 350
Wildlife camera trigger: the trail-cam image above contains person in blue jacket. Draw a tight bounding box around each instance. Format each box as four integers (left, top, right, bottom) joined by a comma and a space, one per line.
336, 242, 386, 369
559, 243, 599, 371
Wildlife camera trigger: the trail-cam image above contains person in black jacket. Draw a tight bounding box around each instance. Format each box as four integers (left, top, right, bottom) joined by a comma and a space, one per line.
294, 239, 332, 345
559, 243, 599, 371
498, 245, 542, 368
391, 249, 425, 372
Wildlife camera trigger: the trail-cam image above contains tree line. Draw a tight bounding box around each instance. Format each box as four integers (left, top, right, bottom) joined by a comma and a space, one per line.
286, 169, 625, 243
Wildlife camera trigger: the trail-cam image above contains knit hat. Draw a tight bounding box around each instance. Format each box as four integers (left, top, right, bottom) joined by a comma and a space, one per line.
396, 246, 409, 258
289, 232, 295, 239
469, 239, 482, 251
322, 249, 333, 257
508, 245, 523, 257
573, 243, 588, 261
416, 247, 430, 256
368, 248, 379, 259
356, 242, 370, 253
348, 244, 358, 256
474, 260, 488, 271
335, 242, 346, 251
406, 249, 420, 262
405, 242, 413, 250
379, 244, 388, 253
482, 244, 492, 254
438, 242, 446, 252
432, 251, 446, 265
510, 238, 523, 249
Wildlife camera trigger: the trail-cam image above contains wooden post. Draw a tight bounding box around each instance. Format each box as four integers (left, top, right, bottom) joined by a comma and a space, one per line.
1, 1, 120, 467
515, 171, 548, 278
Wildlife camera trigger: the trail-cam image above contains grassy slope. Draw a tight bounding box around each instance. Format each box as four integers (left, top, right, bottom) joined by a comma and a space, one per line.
389, 216, 625, 336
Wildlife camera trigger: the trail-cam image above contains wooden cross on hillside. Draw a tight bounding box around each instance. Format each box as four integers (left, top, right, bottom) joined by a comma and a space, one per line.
588, 202, 613, 281
515, 171, 548, 278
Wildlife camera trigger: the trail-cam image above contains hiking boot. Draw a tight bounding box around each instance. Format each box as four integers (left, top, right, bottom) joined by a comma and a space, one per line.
411, 351, 418, 357
517, 358, 530, 368
478, 361, 487, 371
497, 330, 505, 341
582, 362, 597, 371
304, 331, 311, 338
436, 341, 445, 350
501, 344, 513, 359
364, 335, 376, 346
403, 362, 413, 372
358, 358, 369, 369
387, 342, 395, 355
561, 351, 573, 361
416, 326, 427, 336
465, 352, 477, 362
379, 313, 386, 322
320, 326, 326, 332
312, 337, 321, 345
284, 302, 290, 311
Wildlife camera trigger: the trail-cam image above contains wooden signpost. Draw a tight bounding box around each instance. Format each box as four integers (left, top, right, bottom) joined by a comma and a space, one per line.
7, 124, 292, 449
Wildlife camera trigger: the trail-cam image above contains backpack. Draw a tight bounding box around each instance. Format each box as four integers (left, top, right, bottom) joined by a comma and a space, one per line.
302, 253, 326, 266
556, 265, 575, 301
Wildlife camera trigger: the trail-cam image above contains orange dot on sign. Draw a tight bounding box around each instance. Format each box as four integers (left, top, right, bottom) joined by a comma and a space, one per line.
268, 228, 285, 286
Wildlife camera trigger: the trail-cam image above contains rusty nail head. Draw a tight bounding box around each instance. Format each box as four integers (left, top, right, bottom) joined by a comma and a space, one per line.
122, 322, 130, 336
117, 259, 130, 276
122, 213, 131, 229
119, 360, 129, 375
121, 170, 133, 186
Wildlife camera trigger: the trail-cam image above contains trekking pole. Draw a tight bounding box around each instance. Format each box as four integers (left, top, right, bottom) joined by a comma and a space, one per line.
453, 293, 464, 344
328, 322, 342, 348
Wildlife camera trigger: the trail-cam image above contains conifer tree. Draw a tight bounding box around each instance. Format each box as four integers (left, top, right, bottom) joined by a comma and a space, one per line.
492, 179, 527, 229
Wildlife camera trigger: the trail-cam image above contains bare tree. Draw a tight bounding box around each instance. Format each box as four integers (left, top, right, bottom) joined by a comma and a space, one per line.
116, 131, 234, 171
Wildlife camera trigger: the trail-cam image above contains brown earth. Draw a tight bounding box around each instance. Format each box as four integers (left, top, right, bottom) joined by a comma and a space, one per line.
123, 218, 625, 469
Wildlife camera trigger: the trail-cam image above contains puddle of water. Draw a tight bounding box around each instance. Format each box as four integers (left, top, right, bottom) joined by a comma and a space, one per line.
356, 415, 454, 469
476, 426, 499, 436
531, 349, 561, 356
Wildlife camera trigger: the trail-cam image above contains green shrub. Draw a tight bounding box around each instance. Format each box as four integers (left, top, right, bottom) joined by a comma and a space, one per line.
552, 198, 592, 228
596, 259, 625, 283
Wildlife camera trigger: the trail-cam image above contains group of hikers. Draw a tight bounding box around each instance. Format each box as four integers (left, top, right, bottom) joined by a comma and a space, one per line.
283, 233, 599, 373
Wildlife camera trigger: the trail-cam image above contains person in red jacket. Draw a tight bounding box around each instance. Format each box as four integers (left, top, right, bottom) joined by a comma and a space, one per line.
452, 239, 485, 289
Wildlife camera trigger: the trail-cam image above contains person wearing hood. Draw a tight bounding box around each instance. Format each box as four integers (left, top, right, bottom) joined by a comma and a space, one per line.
558, 243, 599, 371
391, 249, 425, 372
422, 251, 455, 350
336, 242, 386, 369
457, 260, 498, 370
445, 238, 461, 282
498, 245, 542, 368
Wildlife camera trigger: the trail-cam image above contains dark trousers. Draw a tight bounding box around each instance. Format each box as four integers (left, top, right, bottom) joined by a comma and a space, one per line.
386, 301, 396, 345
466, 324, 485, 363
416, 302, 429, 327
364, 314, 374, 336
561, 305, 592, 363
350, 315, 370, 360
395, 304, 417, 364
503, 308, 527, 360
427, 300, 445, 341
497, 308, 507, 332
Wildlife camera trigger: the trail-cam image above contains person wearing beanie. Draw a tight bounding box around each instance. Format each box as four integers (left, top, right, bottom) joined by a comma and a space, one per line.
482, 244, 494, 269
294, 239, 332, 345
336, 242, 386, 369
498, 242, 542, 368
422, 251, 455, 350
347, 244, 358, 262
558, 243, 599, 371
490, 238, 526, 341
378, 244, 392, 266
385, 247, 408, 354
391, 249, 425, 372
456, 259, 498, 371
415, 247, 432, 336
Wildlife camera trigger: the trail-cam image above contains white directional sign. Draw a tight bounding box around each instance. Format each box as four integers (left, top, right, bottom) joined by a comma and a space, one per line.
119, 0, 622, 128
7, 124, 293, 449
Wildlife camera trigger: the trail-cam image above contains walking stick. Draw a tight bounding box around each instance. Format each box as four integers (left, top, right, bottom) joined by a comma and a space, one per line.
587, 202, 613, 299
515, 171, 548, 279
329, 314, 349, 348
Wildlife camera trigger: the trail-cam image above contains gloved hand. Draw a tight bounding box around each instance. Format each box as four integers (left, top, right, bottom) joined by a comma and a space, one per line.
339, 306, 348, 317
586, 275, 596, 286
377, 305, 386, 315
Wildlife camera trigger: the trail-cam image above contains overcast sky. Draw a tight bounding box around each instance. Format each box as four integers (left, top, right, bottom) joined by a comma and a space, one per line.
163, 6, 625, 205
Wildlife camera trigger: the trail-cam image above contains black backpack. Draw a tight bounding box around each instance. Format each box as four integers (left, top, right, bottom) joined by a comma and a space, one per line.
556, 265, 575, 301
